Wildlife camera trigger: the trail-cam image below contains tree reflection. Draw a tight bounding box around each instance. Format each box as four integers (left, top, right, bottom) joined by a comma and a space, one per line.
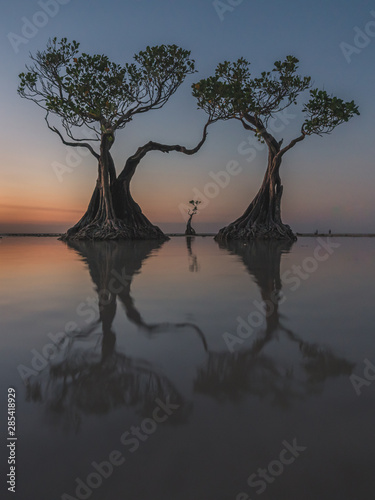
186, 236, 199, 272
26, 239, 355, 427
194, 240, 354, 407
26, 240, 197, 430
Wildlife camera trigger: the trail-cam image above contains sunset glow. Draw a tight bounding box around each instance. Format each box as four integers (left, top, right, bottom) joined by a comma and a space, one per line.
1, 0, 374, 234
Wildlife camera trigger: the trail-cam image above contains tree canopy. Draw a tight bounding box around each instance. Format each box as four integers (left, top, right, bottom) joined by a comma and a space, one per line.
192, 55, 359, 241
192, 55, 359, 143
19, 37, 196, 146
18, 38, 216, 241
18, 43, 359, 241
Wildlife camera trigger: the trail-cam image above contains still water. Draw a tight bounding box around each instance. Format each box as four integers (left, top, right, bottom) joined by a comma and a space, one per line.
0, 236, 374, 500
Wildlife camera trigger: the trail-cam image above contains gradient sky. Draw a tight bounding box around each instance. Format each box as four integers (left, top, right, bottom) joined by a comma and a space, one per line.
0, 0, 374, 233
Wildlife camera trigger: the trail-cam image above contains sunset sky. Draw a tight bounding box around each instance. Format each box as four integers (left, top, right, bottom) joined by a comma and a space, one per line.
0, 0, 374, 233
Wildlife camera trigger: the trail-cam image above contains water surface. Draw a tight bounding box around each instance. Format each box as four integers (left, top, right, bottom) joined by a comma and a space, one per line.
1, 236, 374, 500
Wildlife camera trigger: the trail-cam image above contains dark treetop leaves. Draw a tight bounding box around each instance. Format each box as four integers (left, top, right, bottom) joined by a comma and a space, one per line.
192, 55, 359, 140
18, 38, 196, 137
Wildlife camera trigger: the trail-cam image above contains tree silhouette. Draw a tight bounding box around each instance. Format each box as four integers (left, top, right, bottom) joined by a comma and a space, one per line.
18, 38, 219, 240
25, 239, 354, 427
193, 56, 359, 241
185, 200, 201, 235
25, 240, 206, 430
194, 240, 354, 407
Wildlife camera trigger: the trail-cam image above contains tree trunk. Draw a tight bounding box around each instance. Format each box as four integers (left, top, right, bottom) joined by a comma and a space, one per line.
61, 136, 167, 241
216, 148, 296, 242
111, 156, 167, 240
185, 213, 196, 235
61, 126, 212, 241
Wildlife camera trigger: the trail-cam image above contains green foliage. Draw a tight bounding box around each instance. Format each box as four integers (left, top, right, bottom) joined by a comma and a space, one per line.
188, 200, 201, 214
18, 38, 196, 135
192, 55, 359, 139
192, 56, 311, 122
302, 89, 359, 135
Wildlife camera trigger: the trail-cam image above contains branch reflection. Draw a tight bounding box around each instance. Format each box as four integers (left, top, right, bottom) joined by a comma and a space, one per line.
26, 240, 194, 430
25, 239, 355, 429
194, 240, 354, 407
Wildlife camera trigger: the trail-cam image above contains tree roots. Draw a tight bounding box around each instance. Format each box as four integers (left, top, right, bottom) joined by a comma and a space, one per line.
215, 221, 297, 242
60, 219, 168, 241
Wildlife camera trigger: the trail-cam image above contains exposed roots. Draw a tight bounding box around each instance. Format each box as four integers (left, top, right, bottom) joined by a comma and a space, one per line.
60, 218, 168, 241
215, 220, 297, 242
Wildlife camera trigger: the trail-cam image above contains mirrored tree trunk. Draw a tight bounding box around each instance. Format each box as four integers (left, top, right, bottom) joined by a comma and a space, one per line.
194, 240, 354, 407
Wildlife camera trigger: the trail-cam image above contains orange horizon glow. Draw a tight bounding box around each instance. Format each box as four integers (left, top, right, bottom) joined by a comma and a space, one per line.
0, 203, 83, 229
1, 155, 374, 234
0, 195, 373, 234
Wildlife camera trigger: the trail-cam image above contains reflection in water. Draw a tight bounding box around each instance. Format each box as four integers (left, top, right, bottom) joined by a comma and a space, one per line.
26, 239, 354, 429
68, 240, 206, 344
26, 240, 198, 430
4, 237, 373, 500
194, 240, 354, 407
186, 236, 199, 272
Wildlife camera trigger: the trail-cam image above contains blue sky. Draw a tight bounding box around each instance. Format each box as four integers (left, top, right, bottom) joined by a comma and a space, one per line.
0, 0, 374, 233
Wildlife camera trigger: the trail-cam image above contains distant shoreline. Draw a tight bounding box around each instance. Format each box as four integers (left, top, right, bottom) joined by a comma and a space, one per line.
1, 233, 375, 238
296, 233, 375, 237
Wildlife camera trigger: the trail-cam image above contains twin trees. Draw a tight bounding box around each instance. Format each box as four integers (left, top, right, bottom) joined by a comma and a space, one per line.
18, 38, 359, 241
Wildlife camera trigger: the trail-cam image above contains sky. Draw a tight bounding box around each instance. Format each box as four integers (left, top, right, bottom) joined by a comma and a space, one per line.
0, 0, 374, 234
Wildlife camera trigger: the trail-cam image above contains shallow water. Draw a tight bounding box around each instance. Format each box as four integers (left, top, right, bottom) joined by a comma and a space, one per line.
1, 236, 374, 500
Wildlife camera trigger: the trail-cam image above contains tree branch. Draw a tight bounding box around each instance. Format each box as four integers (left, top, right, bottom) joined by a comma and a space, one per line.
237, 116, 256, 132
243, 113, 280, 155
279, 130, 306, 157
118, 119, 214, 181
45, 114, 100, 160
